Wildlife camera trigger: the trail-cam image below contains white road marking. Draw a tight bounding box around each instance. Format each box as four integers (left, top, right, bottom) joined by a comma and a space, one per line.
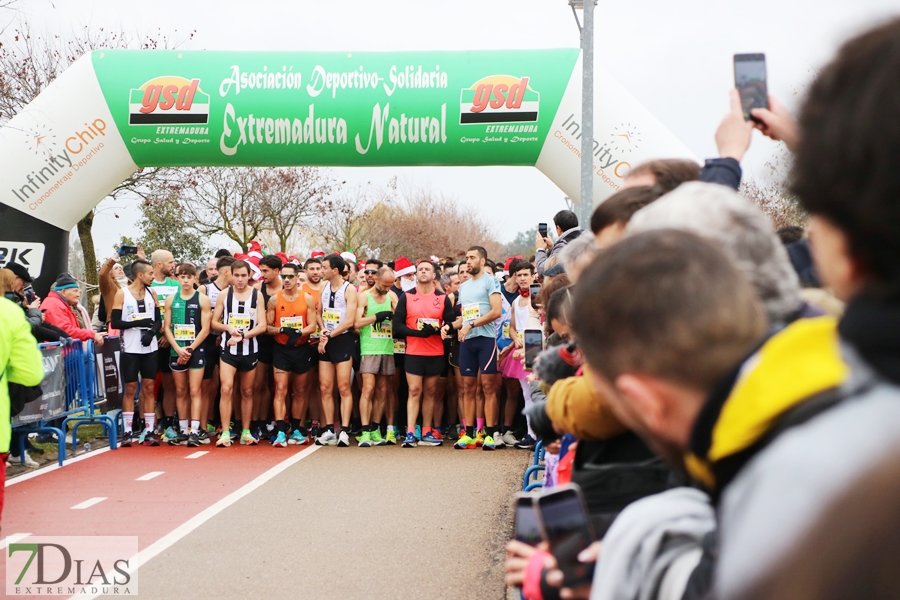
0, 533, 32, 550
136, 471, 165, 481
6, 446, 111, 486
71, 497, 107, 510
184, 451, 208, 459
76, 445, 320, 600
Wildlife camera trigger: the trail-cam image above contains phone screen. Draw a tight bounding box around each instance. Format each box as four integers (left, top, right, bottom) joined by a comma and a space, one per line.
23, 286, 37, 304
529, 283, 542, 298
538, 223, 548, 237
734, 53, 768, 120
515, 496, 543, 545
538, 487, 595, 587
524, 330, 543, 371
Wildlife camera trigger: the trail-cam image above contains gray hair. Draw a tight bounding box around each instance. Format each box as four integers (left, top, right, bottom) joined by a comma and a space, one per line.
559, 233, 597, 275
626, 181, 802, 324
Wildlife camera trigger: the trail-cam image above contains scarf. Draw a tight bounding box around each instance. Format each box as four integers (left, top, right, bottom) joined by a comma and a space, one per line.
116, 276, 129, 288
839, 293, 900, 384
518, 288, 530, 297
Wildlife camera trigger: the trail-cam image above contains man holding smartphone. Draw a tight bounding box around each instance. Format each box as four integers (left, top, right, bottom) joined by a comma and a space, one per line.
534, 210, 583, 277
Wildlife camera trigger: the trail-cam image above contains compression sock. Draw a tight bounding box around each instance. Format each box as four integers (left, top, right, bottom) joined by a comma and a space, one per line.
144, 413, 156, 433
476, 418, 485, 433
291, 418, 301, 432
280, 420, 290, 433
466, 425, 475, 438
179, 419, 189, 434
191, 420, 200, 434
123, 412, 134, 433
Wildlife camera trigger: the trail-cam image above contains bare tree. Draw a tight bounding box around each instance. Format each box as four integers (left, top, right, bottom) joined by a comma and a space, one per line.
262, 167, 338, 253
308, 185, 376, 254
165, 167, 271, 253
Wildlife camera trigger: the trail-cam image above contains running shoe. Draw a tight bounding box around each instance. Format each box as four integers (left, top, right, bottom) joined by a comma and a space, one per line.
401, 432, 417, 448
121, 432, 133, 447
456, 424, 465, 439
482, 434, 496, 451
288, 430, 308, 445
431, 429, 444, 443
454, 434, 477, 450
501, 431, 520, 447
337, 430, 351, 447
206, 423, 217, 435
187, 433, 201, 447
414, 424, 422, 441
315, 429, 338, 446
272, 431, 288, 448
198, 431, 211, 445
216, 431, 232, 447
370, 429, 386, 446
163, 426, 179, 443
493, 432, 505, 448
142, 431, 160, 447
475, 430, 485, 448
240, 430, 258, 445
420, 431, 442, 446
514, 435, 536, 450
358, 431, 372, 448
349, 419, 363, 436
385, 429, 397, 445
168, 431, 189, 446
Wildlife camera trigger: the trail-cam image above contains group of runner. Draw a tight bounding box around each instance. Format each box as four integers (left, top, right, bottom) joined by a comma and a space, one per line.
107, 244, 541, 451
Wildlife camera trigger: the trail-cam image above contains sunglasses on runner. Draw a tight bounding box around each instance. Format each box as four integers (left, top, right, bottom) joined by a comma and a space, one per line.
280, 273, 297, 279
364, 269, 377, 274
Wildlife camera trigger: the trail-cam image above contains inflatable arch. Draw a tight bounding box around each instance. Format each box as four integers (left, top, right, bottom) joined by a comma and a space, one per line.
0, 49, 694, 292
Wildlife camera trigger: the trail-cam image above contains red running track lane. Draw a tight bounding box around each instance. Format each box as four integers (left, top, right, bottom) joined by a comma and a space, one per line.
1, 443, 317, 595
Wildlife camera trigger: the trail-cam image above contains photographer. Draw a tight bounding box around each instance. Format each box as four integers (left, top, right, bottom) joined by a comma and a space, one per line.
534, 210, 583, 277
0, 265, 68, 343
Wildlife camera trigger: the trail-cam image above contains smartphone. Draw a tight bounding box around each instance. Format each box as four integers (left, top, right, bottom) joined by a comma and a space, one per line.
523, 329, 543, 371
734, 53, 768, 121
536, 484, 596, 588
529, 283, 541, 299
23, 285, 38, 304
118, 245, 138, 256
538, 223, 548, 238
514, 493, 544, 546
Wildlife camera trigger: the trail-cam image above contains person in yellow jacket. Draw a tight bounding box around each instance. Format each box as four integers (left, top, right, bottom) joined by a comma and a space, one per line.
1, 296, 44, 524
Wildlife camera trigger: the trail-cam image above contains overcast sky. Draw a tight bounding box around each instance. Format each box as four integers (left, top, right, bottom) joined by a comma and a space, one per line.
18, 0, 900, 256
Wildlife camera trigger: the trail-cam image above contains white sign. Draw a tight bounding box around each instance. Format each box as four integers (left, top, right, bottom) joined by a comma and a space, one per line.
0, 241, 45, 279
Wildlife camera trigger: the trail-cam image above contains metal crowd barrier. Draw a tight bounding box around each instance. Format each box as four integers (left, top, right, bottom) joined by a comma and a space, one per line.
12, 338, 120, 466
523, 440, 545, 491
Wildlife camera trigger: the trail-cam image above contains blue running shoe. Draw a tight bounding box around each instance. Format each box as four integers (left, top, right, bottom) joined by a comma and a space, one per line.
414, 424, 422, 441
420, 431, 442, 446
288, 430, 308, 445
271, 431, 288, 448
401, 432, 417, 448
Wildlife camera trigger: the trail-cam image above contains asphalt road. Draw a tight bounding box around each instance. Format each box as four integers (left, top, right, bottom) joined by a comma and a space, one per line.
104, 444, 529, 600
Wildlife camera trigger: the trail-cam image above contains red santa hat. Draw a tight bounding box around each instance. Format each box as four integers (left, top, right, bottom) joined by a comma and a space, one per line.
504, 255, 525, 272
310, 250, 326, 259
247, 240, 264, 260
340, 251, 357, 266
394, 256, 415, 277
275, 252, 289, 264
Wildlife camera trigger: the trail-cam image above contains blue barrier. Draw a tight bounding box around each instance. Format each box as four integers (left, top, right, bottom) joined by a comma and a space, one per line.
62, 339, 119, 455
523, 440, 546, 491
12, 342, 66, 466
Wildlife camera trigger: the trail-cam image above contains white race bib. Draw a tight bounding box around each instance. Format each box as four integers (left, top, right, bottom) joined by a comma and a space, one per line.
502, 322, 510, 339
393, 339, 406, 354
173, 324, 195, 342
417, 318, 440, 330
130, 312, 152, 322
462, 303, 481, 323
229, 314, 251, 330
371, 321, 392, 339
323, 309, 341, 332
280, 316, 304, 329
153, 285, 179, 308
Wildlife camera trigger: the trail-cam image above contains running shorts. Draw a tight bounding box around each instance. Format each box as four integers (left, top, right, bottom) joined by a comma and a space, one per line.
220, 351, 259, 373
170, 346, 207, 372
320, 333, 355, 364
157, 345, 172, 373
459, 336, 498, 377
273, 343, 317, 375
122, 351, 158, 383
360, 354, 396, 376
203, 336, 221, 379
405, 354, 447, 378
257, 334, 275, 365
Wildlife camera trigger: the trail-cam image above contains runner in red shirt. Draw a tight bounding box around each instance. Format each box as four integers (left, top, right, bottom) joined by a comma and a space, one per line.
392, 261, 455, 447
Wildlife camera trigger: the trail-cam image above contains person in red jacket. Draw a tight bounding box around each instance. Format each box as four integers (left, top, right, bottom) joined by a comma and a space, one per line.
40, 273, 105, 347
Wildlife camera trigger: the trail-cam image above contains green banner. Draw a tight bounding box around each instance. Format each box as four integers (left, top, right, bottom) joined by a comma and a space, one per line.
92, 49, 579, 167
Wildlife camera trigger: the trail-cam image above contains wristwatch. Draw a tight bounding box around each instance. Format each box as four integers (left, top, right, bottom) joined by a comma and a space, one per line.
185, 347, 193, 354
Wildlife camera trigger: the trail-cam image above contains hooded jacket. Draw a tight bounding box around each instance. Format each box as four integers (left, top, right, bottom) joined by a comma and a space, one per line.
0, 298, 44, 454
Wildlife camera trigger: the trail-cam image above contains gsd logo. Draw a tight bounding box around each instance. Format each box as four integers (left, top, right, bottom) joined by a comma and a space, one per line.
459, 75, 538, 125
128, 76, 210, 125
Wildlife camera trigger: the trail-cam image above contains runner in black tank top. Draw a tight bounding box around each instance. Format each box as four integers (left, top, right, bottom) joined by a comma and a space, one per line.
253, 255, 283, 440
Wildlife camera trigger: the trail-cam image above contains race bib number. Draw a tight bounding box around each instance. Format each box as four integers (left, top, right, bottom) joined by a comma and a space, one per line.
130, 312, 152, 322
393, 339, 406, 354
280, 316, 304, 329
371, 321, 392, 339
311, 326, 321, 339
417, 318, 440, 330
323, 309, 341, 331
173, 324, 195, 341
229, 314, 251, 329
462, 303, 481, 323
502, 322, 510, 339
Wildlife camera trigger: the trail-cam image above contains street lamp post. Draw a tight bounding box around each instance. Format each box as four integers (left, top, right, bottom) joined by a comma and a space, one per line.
568, 0, 595, 230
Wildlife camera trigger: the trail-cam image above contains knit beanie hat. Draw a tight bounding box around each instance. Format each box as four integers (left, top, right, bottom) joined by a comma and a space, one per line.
53, 273, 79, 290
